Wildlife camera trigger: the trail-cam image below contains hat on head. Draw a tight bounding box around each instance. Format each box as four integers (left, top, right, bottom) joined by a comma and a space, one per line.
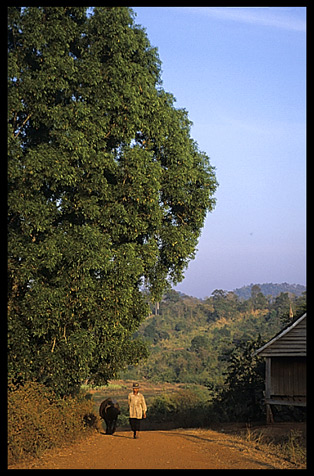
133, 382, 139, 388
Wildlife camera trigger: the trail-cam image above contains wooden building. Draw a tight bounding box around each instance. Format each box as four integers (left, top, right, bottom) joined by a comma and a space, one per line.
255, 313, 306, 423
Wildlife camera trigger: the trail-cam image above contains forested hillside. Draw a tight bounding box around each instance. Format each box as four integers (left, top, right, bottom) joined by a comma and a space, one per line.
121, 285, 306, 392
233, 283, 306, 300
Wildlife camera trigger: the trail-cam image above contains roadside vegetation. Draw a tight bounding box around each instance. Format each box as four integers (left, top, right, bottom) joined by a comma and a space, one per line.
7, 381, 99, 465
241, 426, 306, 468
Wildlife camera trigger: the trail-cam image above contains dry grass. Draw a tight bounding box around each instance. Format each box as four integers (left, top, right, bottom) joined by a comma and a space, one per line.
241, 423, 306, 468
8, 381, 99, 465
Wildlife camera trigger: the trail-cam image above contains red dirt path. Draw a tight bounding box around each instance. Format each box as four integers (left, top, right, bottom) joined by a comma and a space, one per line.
8, 426, 300, 470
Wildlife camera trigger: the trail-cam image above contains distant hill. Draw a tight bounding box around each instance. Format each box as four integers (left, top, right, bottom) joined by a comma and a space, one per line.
233, 283, 306, 300
122, 285, 306, 387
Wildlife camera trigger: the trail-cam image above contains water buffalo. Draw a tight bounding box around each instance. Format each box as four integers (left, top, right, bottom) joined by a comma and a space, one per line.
99, 398, 120, 435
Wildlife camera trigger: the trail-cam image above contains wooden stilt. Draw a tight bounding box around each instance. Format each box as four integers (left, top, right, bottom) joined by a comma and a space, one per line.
266, 403, 274, 424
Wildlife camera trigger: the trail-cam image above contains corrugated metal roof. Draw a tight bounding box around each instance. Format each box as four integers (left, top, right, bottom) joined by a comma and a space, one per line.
255, 313, 306, 357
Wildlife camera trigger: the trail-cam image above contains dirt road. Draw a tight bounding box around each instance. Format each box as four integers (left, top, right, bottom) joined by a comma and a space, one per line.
8, 427, 298, 470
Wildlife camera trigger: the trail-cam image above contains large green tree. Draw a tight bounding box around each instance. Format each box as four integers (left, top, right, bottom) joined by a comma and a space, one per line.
8, 7, 217, 396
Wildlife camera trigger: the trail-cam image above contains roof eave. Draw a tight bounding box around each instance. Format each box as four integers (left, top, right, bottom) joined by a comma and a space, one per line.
254, 312, 306, 356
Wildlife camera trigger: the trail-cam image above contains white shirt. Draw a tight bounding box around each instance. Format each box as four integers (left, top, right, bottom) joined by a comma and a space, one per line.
128, 392, 147, 419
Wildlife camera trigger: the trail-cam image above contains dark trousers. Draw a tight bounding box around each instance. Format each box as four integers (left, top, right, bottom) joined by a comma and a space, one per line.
129, 418, 141, 434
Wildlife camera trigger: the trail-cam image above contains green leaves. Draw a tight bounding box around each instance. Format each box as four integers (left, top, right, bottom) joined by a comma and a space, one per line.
8, 6, 217, 396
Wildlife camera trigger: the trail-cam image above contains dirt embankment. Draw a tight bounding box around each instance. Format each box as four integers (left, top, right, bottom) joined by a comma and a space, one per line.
8, 423, 305, 470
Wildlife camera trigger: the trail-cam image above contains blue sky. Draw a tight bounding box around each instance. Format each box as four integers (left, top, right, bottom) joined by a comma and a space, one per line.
132, 7, 306, 298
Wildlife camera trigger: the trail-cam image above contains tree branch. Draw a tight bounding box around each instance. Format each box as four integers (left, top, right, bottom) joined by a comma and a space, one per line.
51, 337, 56, 353
14, 113, 32, 138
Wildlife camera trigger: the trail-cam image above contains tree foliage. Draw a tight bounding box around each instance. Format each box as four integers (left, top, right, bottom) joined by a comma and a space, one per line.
213, 337, 266, 422
8, 7, 217, 395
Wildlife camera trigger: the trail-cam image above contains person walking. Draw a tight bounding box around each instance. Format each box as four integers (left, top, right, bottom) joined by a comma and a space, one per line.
128, 382, 147, 439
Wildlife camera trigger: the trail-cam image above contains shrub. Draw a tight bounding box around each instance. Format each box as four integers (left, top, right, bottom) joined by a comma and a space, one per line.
149, 389, 211, 428
8, 381, 98, 465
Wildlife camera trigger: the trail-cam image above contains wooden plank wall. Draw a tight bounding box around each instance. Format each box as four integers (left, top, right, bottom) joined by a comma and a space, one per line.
271, 357, 306, 396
